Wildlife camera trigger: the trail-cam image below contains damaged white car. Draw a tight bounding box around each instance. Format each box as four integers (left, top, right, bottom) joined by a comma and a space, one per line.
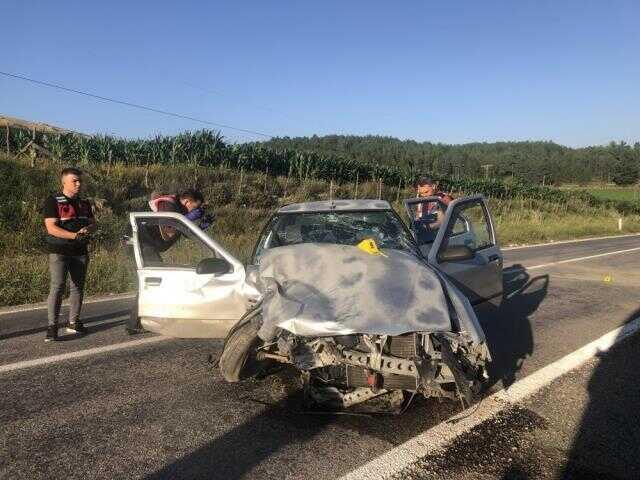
129, 195, 503, 409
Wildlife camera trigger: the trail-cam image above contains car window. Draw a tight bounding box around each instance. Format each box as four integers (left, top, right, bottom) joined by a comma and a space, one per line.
443, 202, 493, 251
253, 210, 417, 263
451, 216, 468, 236
136, 217, 217, 268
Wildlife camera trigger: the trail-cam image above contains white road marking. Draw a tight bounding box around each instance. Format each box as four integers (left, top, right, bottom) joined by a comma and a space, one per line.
503, 232, 640, 251
339, 317, 640, 480
0, 336, 167, 374
526, 246, 640, 270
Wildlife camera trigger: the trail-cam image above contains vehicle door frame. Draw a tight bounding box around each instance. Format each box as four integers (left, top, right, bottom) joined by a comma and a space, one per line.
427, 194, 503, 304
427, 195, 498, 261
130, 211, 244, 273
129, 211, 250, 338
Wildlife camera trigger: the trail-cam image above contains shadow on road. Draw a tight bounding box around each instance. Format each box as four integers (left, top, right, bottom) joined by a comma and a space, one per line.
145, 385, 331, 480
478, 264, 547, 389
560, 308, 640, 479
144, 371, 457, 480
0, 310, 129, 341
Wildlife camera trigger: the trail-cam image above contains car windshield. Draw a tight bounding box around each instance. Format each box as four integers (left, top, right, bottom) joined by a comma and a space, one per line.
253, 210, 418, 263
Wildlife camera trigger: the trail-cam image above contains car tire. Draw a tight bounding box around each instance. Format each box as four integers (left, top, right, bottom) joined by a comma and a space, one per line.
219, 315, 264, 382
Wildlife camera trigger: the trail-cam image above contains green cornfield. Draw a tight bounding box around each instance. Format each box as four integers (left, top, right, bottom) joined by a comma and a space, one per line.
2, 125, 639, 215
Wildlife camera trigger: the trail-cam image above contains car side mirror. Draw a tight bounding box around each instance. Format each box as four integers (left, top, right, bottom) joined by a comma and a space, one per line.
437, 245, 475, 263
196, 257, 232, 275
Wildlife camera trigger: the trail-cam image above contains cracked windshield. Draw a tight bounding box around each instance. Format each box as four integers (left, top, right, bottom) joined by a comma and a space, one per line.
255, 211, 417, 261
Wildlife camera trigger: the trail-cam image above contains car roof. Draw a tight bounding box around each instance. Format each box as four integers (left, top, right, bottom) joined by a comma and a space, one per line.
277, 199, 392, 213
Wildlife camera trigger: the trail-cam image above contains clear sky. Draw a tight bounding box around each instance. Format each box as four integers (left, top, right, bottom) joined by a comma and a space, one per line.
1, 0, 638, 146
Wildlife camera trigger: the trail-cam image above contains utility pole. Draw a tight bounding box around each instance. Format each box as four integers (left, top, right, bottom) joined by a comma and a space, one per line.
481, 164, 493, 179
5, 120, 9, 156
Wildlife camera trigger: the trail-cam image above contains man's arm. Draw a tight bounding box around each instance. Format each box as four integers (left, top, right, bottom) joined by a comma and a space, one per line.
430, 209, 445, 229
44, 218, 78, 240
428, 193, 453, 229
159, 225, 177, 241
157, 201, 178, 240
43, 196, 78, 240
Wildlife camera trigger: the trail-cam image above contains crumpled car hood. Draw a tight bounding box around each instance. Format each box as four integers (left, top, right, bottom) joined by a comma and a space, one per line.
256, 243, 486, 343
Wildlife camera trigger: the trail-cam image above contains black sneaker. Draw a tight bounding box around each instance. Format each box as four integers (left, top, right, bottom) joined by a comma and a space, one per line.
68, 322, 88, 335
45, 326, 58, 342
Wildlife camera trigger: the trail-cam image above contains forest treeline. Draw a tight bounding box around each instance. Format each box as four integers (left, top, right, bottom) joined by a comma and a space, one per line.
260, 135, 640, 185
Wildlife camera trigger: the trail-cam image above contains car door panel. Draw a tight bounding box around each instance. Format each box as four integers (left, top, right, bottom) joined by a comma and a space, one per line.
425, 195, 503, 305
130, 212, 258, 338
435, 246, 503, 305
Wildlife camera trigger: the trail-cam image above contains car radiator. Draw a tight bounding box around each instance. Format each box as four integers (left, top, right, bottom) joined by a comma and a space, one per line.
345, 334, 419, 391
387, 333, 418, 358
345, 366, 417, 390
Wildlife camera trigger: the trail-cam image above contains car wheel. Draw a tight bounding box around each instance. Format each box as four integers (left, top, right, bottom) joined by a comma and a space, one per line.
219, 316, 264, 382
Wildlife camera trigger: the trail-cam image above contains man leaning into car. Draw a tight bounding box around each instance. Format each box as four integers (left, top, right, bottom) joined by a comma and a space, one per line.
414, 176, 454, 231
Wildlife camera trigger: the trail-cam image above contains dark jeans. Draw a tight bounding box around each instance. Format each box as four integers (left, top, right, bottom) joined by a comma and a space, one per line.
47, 254, 89, 327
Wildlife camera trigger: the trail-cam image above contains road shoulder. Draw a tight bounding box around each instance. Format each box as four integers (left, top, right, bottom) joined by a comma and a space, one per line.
393, 333, 640, 480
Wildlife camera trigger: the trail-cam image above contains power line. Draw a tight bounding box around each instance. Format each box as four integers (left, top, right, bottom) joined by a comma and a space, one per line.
0, 70, 274, 138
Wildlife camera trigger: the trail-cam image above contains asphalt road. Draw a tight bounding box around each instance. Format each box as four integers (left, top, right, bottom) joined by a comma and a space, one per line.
1, 234, 639, 480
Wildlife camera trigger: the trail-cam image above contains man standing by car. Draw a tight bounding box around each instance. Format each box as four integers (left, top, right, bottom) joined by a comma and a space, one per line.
126, 188, 208, 334
43, 167, 96, 342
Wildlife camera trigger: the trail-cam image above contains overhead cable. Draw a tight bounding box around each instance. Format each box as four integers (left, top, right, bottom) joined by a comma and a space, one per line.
0, 70, 274, 138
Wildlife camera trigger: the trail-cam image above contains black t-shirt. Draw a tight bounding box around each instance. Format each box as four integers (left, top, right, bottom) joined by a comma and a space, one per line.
42, 193, 94, 256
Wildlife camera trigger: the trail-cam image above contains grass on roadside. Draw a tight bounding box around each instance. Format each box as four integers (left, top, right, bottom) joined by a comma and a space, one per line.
561, 186, 640, 203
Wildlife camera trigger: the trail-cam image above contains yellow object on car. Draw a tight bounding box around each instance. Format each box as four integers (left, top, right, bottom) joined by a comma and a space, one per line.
357, 238, 387, 257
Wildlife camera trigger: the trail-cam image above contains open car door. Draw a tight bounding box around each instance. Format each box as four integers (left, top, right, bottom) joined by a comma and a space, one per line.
129, 211, 257, 338
405, 195, 503, 305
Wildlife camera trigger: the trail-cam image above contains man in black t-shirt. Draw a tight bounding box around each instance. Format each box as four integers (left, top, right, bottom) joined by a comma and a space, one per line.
42, 167, 96, 342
